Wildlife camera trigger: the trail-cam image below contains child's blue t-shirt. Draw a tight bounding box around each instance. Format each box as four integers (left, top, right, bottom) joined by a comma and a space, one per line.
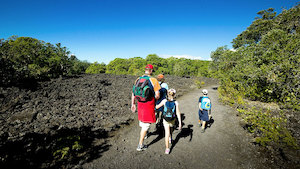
199, 96, 212, 110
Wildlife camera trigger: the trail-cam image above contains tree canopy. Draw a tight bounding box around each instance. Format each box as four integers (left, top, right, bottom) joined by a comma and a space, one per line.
211, 4, 300, 110
104, 54, 210, 77
0, 36, 90, 86
1, 36, 211, 87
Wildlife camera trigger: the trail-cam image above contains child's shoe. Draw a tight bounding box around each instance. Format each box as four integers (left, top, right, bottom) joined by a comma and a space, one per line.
165, 148, 170, 154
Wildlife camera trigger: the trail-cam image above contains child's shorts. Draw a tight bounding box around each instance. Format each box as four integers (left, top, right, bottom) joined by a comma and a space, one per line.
199, 109, 209, 121
163, 118, 175, 128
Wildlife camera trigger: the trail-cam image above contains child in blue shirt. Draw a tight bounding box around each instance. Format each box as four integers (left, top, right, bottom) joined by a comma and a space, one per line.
198, 89, 212, 133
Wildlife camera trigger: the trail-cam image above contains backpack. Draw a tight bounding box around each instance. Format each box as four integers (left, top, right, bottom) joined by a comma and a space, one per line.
163, 101, 176, 122
160, 87, 167, 100
132, 76, 154, 102
200, 96, 211, 110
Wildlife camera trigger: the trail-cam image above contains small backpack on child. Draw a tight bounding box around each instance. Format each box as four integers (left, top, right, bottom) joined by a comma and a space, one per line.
200, 96, 211, 110
163, 101, 176, 121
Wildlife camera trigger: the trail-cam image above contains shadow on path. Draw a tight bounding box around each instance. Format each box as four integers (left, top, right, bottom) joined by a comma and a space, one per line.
146, 124, 164, 147
147, 114, 191, 148
212, 87, 218, 90
0, 126, 111, 169
170, 124, 193, 152
205, 117, 215, 129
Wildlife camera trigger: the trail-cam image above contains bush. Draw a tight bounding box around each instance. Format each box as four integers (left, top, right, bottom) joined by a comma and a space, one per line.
194, 80, 205, 89
237, 107, 298, 149
85, 62, 106, 74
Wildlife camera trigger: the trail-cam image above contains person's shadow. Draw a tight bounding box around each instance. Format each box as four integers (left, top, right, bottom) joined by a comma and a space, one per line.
170, 124, 193, 152
146, 125, 164, 147
205, 116, 215, 129
147, 114, 192, 148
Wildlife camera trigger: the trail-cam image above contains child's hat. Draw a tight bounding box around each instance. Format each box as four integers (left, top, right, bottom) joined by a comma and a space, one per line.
202, 89, 208, 95
168, 88, 176, 94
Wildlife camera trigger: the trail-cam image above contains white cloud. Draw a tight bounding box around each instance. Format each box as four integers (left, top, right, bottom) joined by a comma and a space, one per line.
159, 54, 204, 60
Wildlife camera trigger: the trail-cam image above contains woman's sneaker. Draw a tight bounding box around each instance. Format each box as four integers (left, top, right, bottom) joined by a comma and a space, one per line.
136, 144, 147, 151
165, 148, 170, 154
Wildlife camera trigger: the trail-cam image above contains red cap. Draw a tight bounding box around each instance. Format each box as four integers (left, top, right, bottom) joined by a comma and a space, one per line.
145, 64, 154, 70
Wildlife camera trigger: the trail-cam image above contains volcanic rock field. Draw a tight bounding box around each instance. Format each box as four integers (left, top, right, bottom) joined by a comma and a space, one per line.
0, 74, 212, 168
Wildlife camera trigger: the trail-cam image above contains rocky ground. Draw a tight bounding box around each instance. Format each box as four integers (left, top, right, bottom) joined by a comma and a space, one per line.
0, 74, 298, 169
82, 86, 299, 169
0, 74, 214, 168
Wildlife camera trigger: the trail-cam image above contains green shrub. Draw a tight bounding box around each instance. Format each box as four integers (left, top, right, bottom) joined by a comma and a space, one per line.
85, 62, 106, 74
52, 135, 83, 160
194, 80, 205, 89
237, 107, 298, 148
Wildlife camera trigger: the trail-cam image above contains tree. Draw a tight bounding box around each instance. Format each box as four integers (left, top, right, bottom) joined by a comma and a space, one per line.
128, 57, 146, 75
211, 4, 300, 110
0, 36, 87, 86
85, 62, 106, 74
106, 58, 131, 75
232, 8, 277, 49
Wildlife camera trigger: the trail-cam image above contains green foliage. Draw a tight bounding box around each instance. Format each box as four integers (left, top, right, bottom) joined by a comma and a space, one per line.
70, 56, 91, 75
212, 4, 300, 150
194, 80, 205, 89
53, 147, 70, 160
237, 108, 298, 148
232, 8, 277, 48
52, 135, 83, 160
0, 35, 211, 85
85, 62, 106, 74
211, 4, 300, 110
0, 36, 90, 86
128, 57, 146, 75
105, 54, 211, 77
106, 58, 131, 75
217, 78, 245, 106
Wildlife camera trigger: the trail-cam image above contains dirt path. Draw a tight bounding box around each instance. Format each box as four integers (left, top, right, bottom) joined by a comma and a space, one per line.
82, 86, 273, 169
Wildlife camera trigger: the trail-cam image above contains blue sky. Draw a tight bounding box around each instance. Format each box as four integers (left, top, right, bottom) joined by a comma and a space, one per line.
0, 0, 298, 64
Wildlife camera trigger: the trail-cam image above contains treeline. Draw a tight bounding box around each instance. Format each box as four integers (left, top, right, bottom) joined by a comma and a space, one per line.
101, 55, 210, 77
0, 36, 90, 87
0, 36, 211, 87
210, 5, 299, 148
58, 55, 210, 77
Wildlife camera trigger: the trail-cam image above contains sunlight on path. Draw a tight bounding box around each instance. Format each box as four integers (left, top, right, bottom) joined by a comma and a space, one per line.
83, 86, 267, 169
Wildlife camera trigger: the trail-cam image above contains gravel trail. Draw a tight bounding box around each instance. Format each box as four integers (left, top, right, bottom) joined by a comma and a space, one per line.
83, 86, 274, 169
